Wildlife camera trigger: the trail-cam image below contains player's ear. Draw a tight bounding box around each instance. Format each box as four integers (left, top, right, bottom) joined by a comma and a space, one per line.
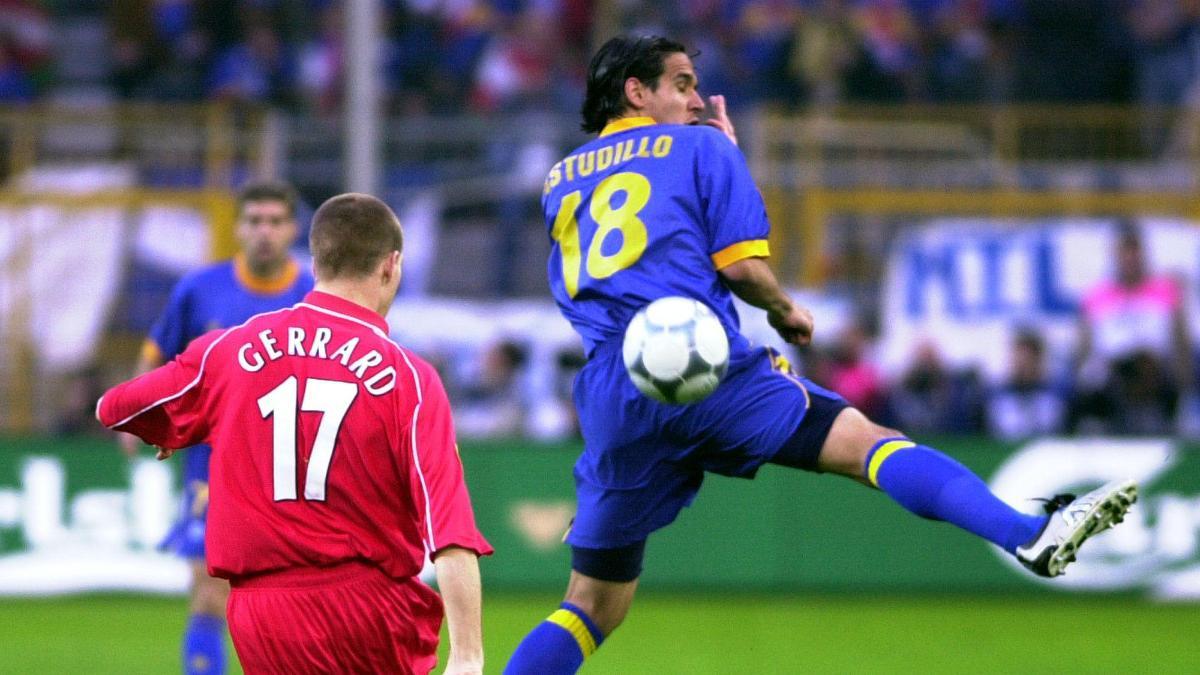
623, 76, 646, 110
381, 250, 401, 285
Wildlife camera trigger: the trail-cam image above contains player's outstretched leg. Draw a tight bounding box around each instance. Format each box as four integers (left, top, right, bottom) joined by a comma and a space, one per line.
862, 436, 1049, 553
817, 408, 1136, 577
506, 557, 638, 674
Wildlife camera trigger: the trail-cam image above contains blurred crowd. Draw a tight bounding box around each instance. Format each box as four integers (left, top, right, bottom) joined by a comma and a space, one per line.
13, 0, 1200, 442
794, 221, 1194, 441
2, 1, 1200, 111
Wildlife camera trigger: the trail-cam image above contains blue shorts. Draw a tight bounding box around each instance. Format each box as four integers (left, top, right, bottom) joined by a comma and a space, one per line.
159, 444, 211, 560
568, 340, 848, 549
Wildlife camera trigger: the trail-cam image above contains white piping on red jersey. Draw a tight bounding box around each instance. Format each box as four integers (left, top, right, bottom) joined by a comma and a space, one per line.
106, 306, 295, 429
288, 302, 440, 553
107, 300, 443, 555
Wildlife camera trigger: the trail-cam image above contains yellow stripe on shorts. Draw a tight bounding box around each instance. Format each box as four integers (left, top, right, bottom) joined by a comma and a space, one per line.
547, 609, 598, 657
867, 439, 915, 487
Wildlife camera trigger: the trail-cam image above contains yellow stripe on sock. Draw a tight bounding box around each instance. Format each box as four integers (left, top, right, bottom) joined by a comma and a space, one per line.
547, 609, 598, 658
867, 440, 916, 487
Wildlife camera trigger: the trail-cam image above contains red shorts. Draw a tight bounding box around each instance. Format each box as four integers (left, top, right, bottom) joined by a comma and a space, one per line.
227, 561, 443, 675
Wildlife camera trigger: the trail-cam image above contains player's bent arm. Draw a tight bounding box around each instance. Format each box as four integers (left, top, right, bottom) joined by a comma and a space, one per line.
96, 331, 219, 450
719, 257, 792, 315
719, 257, 813, 345
433, 546, 484, 675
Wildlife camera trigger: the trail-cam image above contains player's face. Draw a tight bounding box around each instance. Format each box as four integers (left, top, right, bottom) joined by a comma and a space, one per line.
237, 200, 298, 272
641, 53, 704, 126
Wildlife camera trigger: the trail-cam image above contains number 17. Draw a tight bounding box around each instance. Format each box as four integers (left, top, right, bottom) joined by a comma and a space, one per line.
257, 376, 358, 502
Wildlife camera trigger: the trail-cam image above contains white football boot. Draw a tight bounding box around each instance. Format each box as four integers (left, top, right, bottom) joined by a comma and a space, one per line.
1015, 479, 1138, 578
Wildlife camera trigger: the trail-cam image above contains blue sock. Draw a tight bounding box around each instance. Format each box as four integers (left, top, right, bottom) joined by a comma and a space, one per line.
505, 602, 604, 675
183, 613, 225, 675
865, 439, 1046, 553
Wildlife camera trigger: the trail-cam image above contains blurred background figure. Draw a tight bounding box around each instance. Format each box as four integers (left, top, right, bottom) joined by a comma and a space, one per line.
0, 36, 34, 102
810, 316, 888, 421
455, 338, 529, 439
1072, 222, 1192, 435
887, 340, 984, 435
118, 181, 312, 675
986, 328, 1069, 441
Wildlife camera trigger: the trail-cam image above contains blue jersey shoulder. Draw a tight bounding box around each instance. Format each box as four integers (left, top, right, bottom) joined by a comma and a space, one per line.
665, 125, 747, 173
176, 260, 237, 295
151, 258, 311, 359
639, 123, 739, 160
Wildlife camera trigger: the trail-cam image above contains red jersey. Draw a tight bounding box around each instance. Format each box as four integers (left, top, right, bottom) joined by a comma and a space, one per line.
99, 290, 492, 580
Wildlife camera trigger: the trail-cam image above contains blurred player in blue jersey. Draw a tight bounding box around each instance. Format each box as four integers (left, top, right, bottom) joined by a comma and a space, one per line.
506, 36, 1139, 674
119, 181, 313, 675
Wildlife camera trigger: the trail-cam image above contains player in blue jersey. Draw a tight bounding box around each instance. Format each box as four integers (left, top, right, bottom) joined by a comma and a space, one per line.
505, 36, 1139, 673
118, 181, 313, 675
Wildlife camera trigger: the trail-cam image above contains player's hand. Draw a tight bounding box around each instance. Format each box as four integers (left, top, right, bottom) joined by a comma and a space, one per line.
155, 446, 177, 461
118, 432, 142, 458
768, 304, 814, 346
704, 95, 738, 146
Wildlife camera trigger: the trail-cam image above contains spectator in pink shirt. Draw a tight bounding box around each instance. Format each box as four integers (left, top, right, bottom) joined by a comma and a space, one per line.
1073, 222, 1193, 434
822, 318, 887, 420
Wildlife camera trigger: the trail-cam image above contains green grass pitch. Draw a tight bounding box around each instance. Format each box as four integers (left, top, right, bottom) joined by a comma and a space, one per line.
0, 592, 1195, 673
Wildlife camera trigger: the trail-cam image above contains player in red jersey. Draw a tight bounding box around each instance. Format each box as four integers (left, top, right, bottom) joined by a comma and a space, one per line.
98, 193, 492, 675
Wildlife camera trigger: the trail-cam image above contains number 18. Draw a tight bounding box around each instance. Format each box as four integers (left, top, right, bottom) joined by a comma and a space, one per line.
551, 171, 651, 298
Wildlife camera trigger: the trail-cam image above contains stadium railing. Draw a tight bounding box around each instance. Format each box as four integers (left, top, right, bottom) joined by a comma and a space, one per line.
0, 102, 273, 189
762, 187, 1200, 287
749, 105, 1200, 287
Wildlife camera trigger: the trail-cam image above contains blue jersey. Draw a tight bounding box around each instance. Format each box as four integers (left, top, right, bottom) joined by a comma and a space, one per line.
541, 117, 845, 550
542, 117, 770, 357
147, 255, 314, 362
148, 253, 312, 558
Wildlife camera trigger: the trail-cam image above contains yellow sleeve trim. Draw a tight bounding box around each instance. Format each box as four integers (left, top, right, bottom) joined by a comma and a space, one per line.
867, 440, 916, 487
234, 254, 301, 295
547, 609, 598, 657
139, 339, 164, 366
711, 239, 770, 270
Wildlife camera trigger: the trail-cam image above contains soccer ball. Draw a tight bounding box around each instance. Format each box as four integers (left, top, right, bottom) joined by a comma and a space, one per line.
622, 296, 730, 404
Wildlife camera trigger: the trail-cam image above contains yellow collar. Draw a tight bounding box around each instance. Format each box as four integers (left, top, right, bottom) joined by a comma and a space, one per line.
599, 116, 657, 138
234, 253, 300, 294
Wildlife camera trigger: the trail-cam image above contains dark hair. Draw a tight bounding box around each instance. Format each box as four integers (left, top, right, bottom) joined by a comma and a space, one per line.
1013, 328, 1044, 354
236, 180, 298, 218
309, 193, 403, 279
581, 35, 689, 134
496, 339, 528, 369
236, 180, 297, 216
